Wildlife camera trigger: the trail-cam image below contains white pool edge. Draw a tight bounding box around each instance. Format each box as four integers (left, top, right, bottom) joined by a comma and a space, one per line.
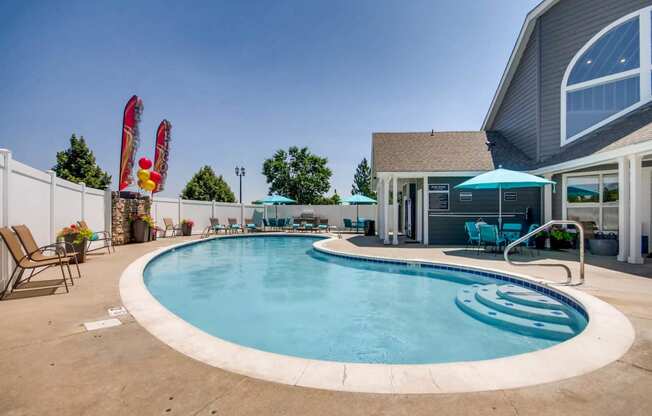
119, 233, 635, 394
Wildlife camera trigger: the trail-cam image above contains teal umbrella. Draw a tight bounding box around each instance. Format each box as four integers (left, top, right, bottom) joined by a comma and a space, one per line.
342, 194, 377, 230
259, 195, 296, 220
454, 168, 555, 228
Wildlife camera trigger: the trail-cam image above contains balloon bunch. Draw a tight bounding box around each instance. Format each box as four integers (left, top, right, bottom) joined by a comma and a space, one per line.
136, 157, 162, 192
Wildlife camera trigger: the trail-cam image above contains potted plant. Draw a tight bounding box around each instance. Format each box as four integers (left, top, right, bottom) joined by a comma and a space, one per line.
132, 214, 150, 243
549, 227, 574, 250
58, 223, 93, 263
139, 215, 156, 241
181, 219, 194, 236
534, 230, 548, 250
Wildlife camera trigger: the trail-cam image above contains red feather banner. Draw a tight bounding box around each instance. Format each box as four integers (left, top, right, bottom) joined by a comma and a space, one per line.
153, 119, 172, 193
118, 95, 144, 191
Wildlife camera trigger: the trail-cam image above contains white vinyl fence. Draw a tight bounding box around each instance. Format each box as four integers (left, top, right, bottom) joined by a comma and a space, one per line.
0, 149, 377, 292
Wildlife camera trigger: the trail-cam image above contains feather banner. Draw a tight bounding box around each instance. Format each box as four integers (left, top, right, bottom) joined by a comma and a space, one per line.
118, 95, 144, 191
153, 119, 172, 193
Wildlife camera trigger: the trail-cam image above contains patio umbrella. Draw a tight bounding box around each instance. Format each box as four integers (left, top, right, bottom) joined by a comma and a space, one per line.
454, 168, 555, 228
342, 194, 377, 231
259, 194, 296, 221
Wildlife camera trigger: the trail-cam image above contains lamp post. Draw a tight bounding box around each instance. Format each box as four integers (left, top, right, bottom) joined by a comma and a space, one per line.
235, 166, 246, 224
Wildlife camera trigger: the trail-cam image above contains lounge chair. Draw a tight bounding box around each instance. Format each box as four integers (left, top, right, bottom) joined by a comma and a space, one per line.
210, 218, 226, 234
162, 218, 182, 237
290, 218, 301, 232
478, 224, 507, 255
276, 218, 286, 229
245, 218, 258, 233
501, 223, 522, 243
464, 221, 481, 253
78, 220, 114, 254
227, 218, 243, 234
12, 224, 81, 279
268, 218, 278, 230
0, 227, 72, 299
343, 218, 354, 231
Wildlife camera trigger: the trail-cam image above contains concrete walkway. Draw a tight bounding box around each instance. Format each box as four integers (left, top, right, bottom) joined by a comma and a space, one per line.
0, 235, 651, 415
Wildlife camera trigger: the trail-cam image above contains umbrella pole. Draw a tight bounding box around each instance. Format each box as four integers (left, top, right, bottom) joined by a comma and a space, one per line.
356, 204, 359, 233
498, 184, 502, 230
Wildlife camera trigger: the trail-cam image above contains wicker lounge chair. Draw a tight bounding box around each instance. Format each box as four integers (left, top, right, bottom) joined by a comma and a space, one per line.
0, 227, 72, 299
162, 218, 182, 237
78, 220, 114, 254
12, 224, 81, 279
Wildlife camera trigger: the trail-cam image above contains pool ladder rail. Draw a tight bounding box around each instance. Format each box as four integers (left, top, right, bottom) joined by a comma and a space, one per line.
503, 220, 585, 286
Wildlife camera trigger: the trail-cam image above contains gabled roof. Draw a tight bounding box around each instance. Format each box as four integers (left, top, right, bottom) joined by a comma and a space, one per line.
481, 0, 559, 130
372, 131, 533, 174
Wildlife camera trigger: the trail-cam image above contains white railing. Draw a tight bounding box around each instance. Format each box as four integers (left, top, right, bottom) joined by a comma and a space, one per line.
0, 149, 377, 290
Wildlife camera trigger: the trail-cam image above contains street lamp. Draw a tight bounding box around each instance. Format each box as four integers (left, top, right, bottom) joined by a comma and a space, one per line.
235, 166, 245, 224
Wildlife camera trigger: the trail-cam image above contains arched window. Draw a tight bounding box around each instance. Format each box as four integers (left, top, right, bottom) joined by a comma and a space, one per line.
561, 7, 652, 145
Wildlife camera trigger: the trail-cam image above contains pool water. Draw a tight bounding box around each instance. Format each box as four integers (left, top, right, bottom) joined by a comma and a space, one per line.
144, 236, 585, 364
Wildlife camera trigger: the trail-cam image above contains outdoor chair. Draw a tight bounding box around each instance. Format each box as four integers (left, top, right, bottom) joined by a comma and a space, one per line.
210, 218, 226, 234
162, 218, 182, 237
268, 218, 278, 230
12, 224, 81, 279
501, 223, 522, 243
464, 221, 481, 253
78, 220, 114, 254
290, 218, 301, 232
318, 218, 329, 232
343, 218, 353, 231
227, 218, 243, 234
245, 218, 258, 233
277, 218, 286, 229
0, 227, 72, 299
478, 224, 507, 255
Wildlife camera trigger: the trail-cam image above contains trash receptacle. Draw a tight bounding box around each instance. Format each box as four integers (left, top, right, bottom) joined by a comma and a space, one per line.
364, 220, 375, 236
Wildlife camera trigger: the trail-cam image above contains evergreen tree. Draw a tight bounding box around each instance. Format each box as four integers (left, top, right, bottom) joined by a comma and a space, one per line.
180, 166, 236, 202
262, 146, 332, 204
315, 190, 341, 205
53, 134, 112, 190
351, 158, 376, 198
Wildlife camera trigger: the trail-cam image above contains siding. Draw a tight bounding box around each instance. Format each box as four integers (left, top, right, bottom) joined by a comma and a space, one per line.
489, 0, 652, 163
427, 177, 541, 245
491, 21, 540, 161
538, 0, 652, 160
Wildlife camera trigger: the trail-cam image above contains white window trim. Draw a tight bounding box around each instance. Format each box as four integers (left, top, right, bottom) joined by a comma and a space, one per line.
561, 6, 652, 146
561, 170, 619, 232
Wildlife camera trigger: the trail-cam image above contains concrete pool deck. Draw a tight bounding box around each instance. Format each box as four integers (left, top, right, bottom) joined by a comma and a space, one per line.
1, 234, 651, 414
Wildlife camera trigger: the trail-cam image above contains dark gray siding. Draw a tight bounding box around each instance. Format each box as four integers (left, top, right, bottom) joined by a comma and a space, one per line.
427, 177, 541, 245
491, 22, 540, 161
490, 0, 652, 163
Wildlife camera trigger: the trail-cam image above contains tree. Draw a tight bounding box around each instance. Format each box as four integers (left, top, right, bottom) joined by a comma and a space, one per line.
316, 190, 341, 205
351, 158, 376, 199
262, 146, 332, 204
53, 134, 111, 190
180, 166, 236, 202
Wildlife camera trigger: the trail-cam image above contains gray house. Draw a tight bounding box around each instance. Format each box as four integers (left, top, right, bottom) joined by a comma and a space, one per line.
372, 0, 652, 264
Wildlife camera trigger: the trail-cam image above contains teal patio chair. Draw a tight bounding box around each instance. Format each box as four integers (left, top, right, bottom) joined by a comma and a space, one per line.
210, 218, 226, 234
478, 224, 507, 255
343, 218, 353, 231
227, 218, 243, 234
501, 223, 522, 243
245, 218, 258, 233
464, 221, 481, 253
276, 218, 286, 229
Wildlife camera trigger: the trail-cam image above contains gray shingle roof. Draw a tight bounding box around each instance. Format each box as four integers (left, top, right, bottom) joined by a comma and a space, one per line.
372, 131, 533, 174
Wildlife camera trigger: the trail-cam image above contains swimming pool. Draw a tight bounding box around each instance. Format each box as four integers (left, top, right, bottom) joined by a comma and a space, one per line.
143, 235, 587, 365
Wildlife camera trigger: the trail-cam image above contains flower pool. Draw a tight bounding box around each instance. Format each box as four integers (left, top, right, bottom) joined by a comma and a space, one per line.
143, 235, 587, 365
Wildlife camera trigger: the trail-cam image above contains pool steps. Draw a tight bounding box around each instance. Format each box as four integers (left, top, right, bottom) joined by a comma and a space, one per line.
455, 284, 576, 341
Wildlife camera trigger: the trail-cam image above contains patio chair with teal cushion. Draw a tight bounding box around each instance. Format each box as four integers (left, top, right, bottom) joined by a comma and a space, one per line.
501, 223, 522, 243
227, 218, 243, 234
318, 218, 329, 232
478, 224, 507, 255
277, 218, 286, 229
291, 218, 301, 232
245, 218, 258, 233
268, 218, 277, 229
464, 221, 481, 253
343, 218, 353, 231
210, 218, 226, 234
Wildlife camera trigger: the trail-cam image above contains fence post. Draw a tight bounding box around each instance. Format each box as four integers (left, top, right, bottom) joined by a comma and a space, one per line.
0, 149, 12, 287
178, 198, 182, 225
80, 182, 86, 221
212, 200, 216, 219
104, 189, 112, 237
47, 170, 57, 243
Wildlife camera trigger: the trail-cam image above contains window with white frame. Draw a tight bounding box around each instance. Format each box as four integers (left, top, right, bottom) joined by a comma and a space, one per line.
561, 7, 652, 145
564, 173, 619, 231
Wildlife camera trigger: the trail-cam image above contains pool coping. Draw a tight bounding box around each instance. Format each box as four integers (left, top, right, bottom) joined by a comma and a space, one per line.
119, 233, 635, 394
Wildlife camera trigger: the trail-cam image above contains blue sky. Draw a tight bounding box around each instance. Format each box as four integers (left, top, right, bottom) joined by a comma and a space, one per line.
0, 0, 539, 201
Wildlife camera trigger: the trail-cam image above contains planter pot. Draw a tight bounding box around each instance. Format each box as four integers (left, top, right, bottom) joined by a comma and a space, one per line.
589, 239, 618, 256
550, 238, 572, 250
150, 229, 158, 241
63, 234, 87, 263
132, 220, 150, 243
182, 224, 192, 236
534, 236, 547, 250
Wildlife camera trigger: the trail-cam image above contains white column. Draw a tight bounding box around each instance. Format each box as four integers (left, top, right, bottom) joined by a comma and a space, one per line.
0, 149, 12, 287
47, 170, 57, 243
416, 184, 422, 242
377, 179, 383, 238
383, 177, 390, 244
392, 175, 399, 245
80, 182, 86, 222
543, 173, 552, 224
629, 154, 644, 264
423, 176, 429, 246
178, 197, 183, 225
105, 189, 112, 238
618, 156, 630, 262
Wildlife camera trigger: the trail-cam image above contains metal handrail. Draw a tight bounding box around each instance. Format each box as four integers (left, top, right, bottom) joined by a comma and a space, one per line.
503, 220, 585, 286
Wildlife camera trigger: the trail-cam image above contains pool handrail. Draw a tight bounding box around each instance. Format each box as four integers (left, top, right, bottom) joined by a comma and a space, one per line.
504, 220, 585, 286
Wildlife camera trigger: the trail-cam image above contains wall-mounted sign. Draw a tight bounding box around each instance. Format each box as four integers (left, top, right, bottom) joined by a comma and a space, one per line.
459, 192, 472, 202
429, 183, 449, 211
504, 191, 517, 201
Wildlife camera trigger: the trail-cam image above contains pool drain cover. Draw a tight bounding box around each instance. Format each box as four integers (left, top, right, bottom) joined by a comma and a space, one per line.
83, 318, 122, 331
